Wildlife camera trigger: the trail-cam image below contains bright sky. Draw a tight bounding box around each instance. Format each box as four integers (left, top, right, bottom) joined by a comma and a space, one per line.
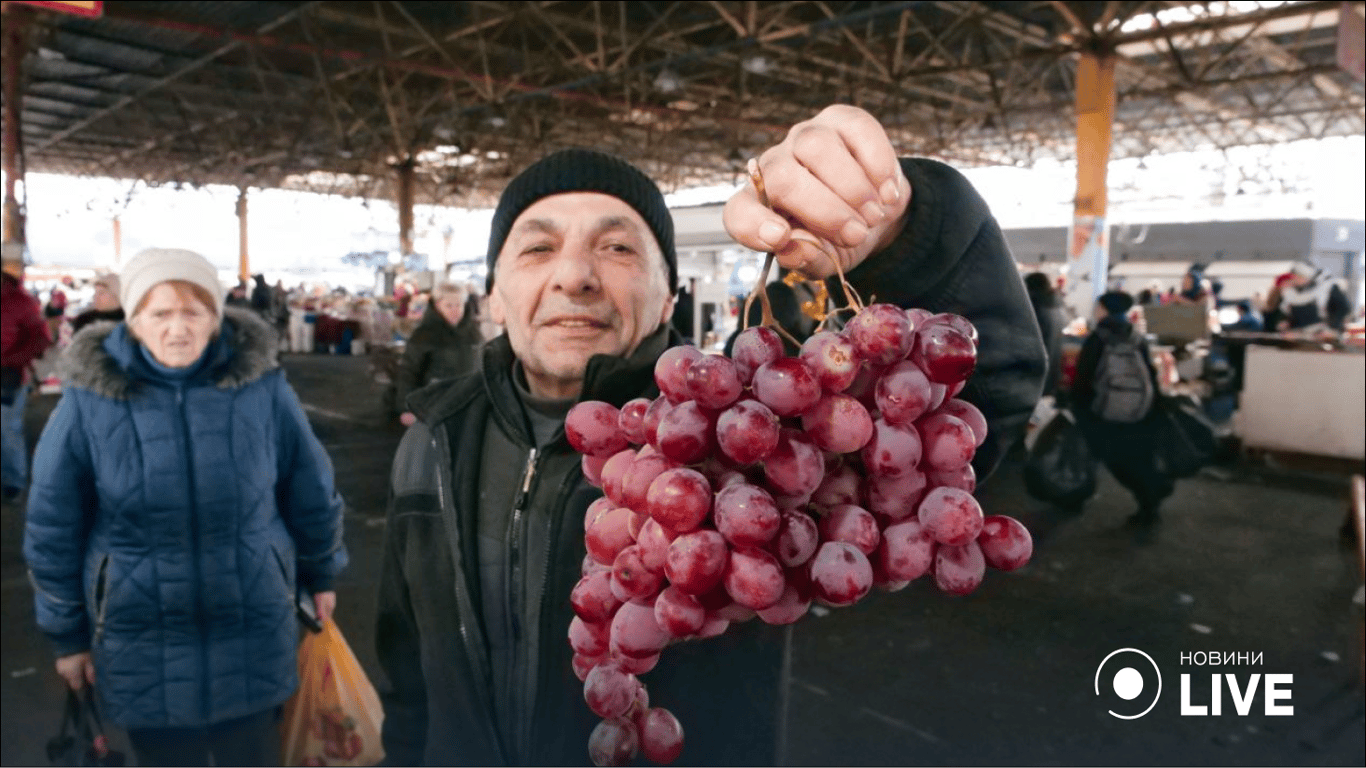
8, 134, 1363, 290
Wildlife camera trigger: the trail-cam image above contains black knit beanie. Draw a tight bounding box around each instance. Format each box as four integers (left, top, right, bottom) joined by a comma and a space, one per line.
485, 148, 677, 294
1097, 291, 1134, 316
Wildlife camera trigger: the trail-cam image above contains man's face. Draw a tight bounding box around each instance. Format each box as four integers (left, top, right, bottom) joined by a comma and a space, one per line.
490, 192, 674, 400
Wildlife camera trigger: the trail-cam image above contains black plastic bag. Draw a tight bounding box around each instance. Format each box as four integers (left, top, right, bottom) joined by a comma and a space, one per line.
46, 687, 124, 767
1154, 395, 1217, 479
1024, 411, 1097, 508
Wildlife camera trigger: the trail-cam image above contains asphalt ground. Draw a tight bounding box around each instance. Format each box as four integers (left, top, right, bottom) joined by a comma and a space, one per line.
2, 352, 1362, 766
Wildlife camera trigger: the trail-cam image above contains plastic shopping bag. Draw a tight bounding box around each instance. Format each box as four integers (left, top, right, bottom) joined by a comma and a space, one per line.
1153, 394, 1217, 479
46, 687, 125, 767
1023, 410, 1097, 508
280, 620, 385, 767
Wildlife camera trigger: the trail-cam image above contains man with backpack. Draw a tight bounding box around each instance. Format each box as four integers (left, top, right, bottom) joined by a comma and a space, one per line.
1071, 290, 1172, 527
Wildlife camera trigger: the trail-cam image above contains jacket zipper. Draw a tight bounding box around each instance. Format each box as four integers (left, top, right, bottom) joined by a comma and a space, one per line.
175, 384, 210, 723
434, 428, 508, 763
91, 554, 111, 645
525, 465, 575, 758
507, 447, 538, 762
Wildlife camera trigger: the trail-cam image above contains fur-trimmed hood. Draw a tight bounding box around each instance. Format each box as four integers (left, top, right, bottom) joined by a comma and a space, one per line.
60, 305, 279, 401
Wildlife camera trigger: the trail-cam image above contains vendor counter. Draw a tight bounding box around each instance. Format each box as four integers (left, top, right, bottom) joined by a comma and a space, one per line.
1230, 335, 1365, 460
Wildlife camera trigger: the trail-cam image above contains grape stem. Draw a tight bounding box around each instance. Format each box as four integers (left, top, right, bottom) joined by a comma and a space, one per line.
742, 159, 801, 349
742, 159, 864, 336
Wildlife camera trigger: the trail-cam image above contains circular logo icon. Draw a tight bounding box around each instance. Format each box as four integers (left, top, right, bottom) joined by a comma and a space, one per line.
1094, 648, 1162, 719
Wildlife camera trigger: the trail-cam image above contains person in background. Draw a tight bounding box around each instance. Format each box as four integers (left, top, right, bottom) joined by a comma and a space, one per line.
2, 244, 53, 501
1024, 271, 1066, 400
395, 280, 484, 426
44, 285, 69, 340
1277, 260, 1351, 332
1221, 299, 1262, 333
1071, 291, 1172, 527
71, 273, 125, 335
24, 248, 347, 766
374, 105, 1045, 765
225, 280, 251, 309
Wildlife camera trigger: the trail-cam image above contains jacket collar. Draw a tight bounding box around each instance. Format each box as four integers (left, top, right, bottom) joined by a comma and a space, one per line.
409, 324, 678, 438
60, 305, 279, 400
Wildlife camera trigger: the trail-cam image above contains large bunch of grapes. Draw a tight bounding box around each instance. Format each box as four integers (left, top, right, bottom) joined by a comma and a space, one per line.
565, 304, 1032, 766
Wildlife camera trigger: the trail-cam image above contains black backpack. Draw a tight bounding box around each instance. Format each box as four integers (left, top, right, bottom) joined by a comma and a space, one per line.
1090, 326, 1155, 423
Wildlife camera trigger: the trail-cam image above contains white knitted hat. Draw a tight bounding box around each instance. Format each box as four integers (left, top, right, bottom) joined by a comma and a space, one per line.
120, 248, 225, 317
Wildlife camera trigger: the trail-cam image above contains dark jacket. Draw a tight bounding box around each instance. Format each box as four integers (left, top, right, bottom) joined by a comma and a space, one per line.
1026, 284, 1068, 399
23, 307, 347, 730
395, 302, 484, 413
375, 157, 1046, 765
2, 272, 53, 388
70, 307, 126, 336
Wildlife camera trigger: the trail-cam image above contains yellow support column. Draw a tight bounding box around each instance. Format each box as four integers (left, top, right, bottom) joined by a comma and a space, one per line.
1065, 49, 1117, 320
237, 187, 249, 283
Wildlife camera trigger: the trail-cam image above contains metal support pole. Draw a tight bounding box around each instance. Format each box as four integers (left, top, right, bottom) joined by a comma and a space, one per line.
112, 216, 122, 265
1065, 49, 1117, 321
237, 186, 250, 282
2, 6, 31, 247
396, 157, 415, 266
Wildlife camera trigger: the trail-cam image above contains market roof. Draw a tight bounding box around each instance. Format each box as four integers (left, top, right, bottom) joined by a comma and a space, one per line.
6, 1, 1364, 206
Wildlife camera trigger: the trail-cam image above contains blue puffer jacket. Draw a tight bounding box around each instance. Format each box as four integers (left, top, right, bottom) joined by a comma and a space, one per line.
23, 307, 347, 730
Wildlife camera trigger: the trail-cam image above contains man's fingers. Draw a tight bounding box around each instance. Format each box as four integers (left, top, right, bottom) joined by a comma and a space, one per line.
757, 147, 870, 249
822, 105, 904, 206
722, 187, 791, 253
84, 662, 95, 686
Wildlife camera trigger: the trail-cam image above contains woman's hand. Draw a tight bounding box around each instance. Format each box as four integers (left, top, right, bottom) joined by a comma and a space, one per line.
723, 104, 911, 279
55, 652, 95, 691
313, 591, 337, 625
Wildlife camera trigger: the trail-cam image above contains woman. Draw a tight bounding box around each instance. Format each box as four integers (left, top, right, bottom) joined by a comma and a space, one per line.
70, 273, 125, 334
23, 248, 347, 766
395, 280, 483, 426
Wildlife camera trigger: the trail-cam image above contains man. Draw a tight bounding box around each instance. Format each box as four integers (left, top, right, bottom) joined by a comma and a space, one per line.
375, 104, 1046, 765
1, 243, 53, 501
1070, 291, 1171, 527
1277, 260, 1350, 332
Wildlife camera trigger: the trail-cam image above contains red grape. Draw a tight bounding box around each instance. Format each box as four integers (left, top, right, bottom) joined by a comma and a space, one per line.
621, 451, 674, 512
653, 585, 705, 637
878, 519, 935, 582
937, 398, 988, 448
912, 323, 976, 385
584, 662, 641, 719
926, 312, 979, 344
582, 453, 609, 488
918, 486, 984, 547
751, 357, 821, 417
654, 346, 703, 403
611, 545, 663, 602
866, 470, 928, 522
655, 401, 716, 465
588, 717, 639, 766
763, 429, 824, 498
755, 582, 811, 625
730, 326, 784, 385
774, 509, 820, 567
685, 354, 743, 411
637, 707, 685, 765
934, 540, 986, 596
722, 547, 786, 610
586, 506, 636, 566
844, 302, 914, 365
567, 401, 630, 457
663, 529, 729, 595
613, 651, 660, 676
635, 517, 675, 575
801, 394, 874, 454
819, 504, 881, 555
800, 331, 861, 392
646, 468, 712, 534
573, 652, 606, 682
978, 515, 1033, 571
599, 449, 634, 507
875, 360, 934, 426
809, 541, 873, 607
927, 463, 976, 494
861, 418, 923, 478
904, 307, 934, 329
618, 397, 652, 445
918, 413, 975, 471
571, 568, 623, 623
812, 463, 862, 509
610, 600, 671, 659
570, 615, 611, 657
713, 483, 781, 548
715, 399, 780, 466
643, 396, 669, 448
